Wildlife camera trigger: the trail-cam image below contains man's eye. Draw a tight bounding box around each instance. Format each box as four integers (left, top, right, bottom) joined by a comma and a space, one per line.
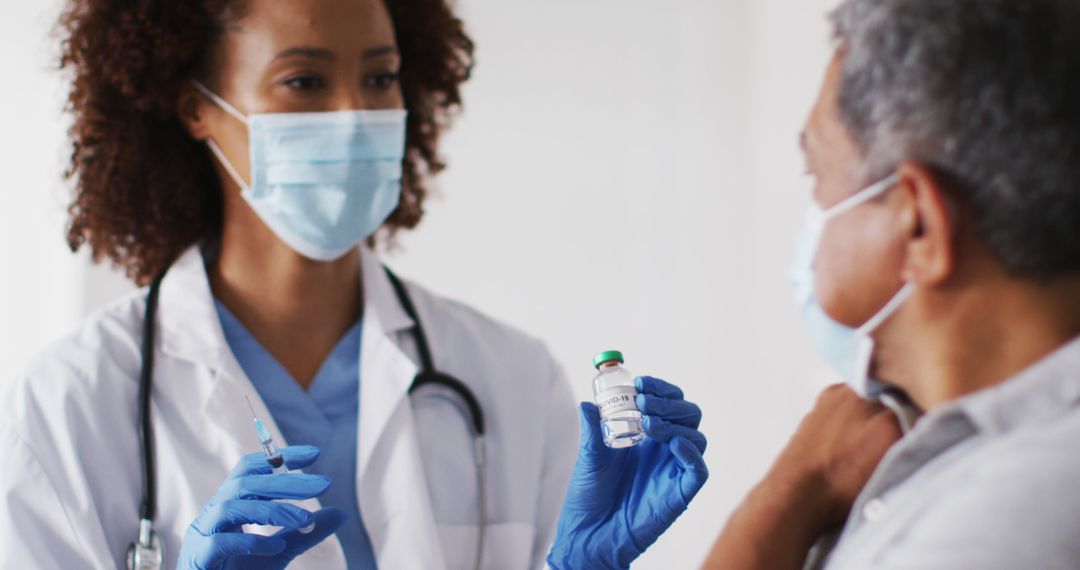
284, 76, 325, 90
365, 72, 400, 89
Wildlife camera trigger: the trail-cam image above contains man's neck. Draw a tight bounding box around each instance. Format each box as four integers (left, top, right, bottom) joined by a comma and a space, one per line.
879, 274, 1080, 411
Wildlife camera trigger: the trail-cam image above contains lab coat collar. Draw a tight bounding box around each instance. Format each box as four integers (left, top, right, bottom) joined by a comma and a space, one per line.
357, 243, 416, 337
156, 245, 230, 373
156, 244, 415, 382
154, 243, 419, 454
156, 245, 300, 478
353, 241, 423, 478
156, 244, 442, 568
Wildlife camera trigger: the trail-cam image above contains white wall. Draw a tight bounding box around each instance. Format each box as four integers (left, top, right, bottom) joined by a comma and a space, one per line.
2, 0, 841, 566
0, 0, 84, 382
393, 1, 840, 565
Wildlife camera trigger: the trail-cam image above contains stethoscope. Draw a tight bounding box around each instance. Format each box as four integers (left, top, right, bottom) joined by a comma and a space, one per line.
127, 266, 488, 570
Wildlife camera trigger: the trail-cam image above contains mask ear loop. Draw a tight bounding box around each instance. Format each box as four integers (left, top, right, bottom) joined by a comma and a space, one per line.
822, 173, 902, 221
190, 81, 252, 192
856, 282, 916, 337
204, 139, 251, 194
802, 173, 903, 306
849, 282, 917, 398
190, 81, 249, 126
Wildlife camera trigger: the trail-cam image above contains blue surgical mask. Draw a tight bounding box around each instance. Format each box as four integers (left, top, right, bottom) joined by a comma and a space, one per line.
193, 81, 407, 261
790, 173, 915, 398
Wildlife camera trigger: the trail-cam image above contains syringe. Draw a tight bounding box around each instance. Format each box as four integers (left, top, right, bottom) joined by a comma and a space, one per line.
245, 395, 315, 534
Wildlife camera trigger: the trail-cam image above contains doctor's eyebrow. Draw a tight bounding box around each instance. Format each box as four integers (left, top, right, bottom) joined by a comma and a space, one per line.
273, 46, 335, 62
271, 45, 399, 63
361, 45, 399, 60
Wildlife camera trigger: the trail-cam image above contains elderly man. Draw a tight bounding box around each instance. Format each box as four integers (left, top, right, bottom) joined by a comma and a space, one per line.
704, 0, 1080, 568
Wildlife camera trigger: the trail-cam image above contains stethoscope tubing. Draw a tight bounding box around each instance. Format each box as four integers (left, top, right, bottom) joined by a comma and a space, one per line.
130, 264, 486, 570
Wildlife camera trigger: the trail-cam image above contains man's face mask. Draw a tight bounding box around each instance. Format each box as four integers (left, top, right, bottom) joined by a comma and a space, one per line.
192, 81, 407, 261
790, 173, 916, 399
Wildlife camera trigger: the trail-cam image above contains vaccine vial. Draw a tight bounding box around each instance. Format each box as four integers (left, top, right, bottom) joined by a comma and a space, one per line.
592, 350, 646, 448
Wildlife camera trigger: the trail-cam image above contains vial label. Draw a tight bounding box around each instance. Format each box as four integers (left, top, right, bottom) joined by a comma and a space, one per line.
596, 386, 639, 417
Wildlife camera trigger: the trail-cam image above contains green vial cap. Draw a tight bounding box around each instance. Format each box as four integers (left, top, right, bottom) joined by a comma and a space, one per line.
593, 350, 625, 369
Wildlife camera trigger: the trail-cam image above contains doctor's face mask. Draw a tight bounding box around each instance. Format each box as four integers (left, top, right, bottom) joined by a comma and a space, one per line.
192, 81, 407, 261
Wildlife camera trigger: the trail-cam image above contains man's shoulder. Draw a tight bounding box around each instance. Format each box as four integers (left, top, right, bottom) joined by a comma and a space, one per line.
969, 407, 1080, 490
867, 408, 1080, 568
825, 404, 1080, 570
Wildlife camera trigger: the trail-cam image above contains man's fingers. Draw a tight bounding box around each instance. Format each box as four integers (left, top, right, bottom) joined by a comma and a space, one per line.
869, 407, 905, 446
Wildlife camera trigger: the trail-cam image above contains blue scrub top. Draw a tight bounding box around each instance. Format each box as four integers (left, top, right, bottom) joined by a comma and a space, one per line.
215, 301, 378, 569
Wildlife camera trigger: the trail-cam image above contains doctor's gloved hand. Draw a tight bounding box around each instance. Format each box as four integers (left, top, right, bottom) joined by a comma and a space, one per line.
547, 376, 709, 570
177, 445, 347, 570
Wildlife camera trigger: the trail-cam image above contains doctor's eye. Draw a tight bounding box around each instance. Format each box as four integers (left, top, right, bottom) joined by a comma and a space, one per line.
364, 72, 401, 90
283, 75, 326, 91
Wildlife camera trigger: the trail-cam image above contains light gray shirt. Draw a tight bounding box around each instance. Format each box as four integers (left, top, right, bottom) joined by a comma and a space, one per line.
807, 336, 1080, 570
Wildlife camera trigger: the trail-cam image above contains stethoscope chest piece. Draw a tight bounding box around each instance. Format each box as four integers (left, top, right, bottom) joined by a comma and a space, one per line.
126, 518, 163, 570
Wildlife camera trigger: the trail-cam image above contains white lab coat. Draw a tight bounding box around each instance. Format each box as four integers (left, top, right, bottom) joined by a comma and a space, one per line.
0, 246, 578, 569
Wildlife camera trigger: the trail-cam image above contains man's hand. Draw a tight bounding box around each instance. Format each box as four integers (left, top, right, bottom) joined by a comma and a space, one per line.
772, 383, 905, 528
702, 385, 902, 570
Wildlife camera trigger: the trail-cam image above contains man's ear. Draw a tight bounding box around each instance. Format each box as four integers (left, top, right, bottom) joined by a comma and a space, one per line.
897, 161, 956, 286
177, 83, 212, 141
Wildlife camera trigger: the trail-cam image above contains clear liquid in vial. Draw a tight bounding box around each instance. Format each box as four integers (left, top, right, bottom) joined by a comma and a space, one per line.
592, 351, 645, 448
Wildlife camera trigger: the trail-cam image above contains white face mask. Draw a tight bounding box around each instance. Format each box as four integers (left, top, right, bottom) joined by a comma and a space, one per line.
193, 81, 407, 261
790, 173, 915, 398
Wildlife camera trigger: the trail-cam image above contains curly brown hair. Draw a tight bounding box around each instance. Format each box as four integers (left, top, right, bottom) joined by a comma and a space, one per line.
58, 0, 474, 284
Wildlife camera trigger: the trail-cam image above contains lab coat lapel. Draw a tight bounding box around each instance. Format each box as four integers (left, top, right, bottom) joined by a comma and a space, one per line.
156, 246, 345, 566
156, 247, 315, 461
356, 247, 448, 569
156, 246, 445, 567
157, 247, 250, 455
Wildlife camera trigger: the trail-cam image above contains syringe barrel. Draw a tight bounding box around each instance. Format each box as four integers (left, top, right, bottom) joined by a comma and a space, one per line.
261, 439, 290, 474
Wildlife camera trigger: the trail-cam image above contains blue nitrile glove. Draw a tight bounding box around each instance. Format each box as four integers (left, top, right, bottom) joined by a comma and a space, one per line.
177, 445, 348, 569
548, 376, 709, 570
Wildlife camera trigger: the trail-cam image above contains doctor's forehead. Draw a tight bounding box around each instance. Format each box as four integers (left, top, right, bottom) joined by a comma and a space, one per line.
225, 0, 397, 57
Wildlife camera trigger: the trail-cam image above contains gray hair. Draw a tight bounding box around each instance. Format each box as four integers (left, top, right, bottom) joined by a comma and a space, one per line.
830, 0, 1080, 280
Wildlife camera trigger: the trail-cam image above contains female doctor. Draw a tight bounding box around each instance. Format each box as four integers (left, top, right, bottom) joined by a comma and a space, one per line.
0, 0, 709, 568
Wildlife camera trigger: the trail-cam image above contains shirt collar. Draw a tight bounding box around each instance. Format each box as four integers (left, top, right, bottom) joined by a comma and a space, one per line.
936, 335, 1080, 436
